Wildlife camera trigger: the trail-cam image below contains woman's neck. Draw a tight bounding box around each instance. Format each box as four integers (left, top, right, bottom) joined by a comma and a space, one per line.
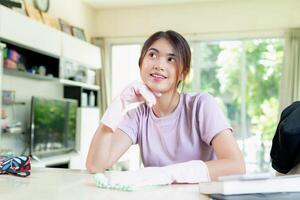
152, 90, 181, 117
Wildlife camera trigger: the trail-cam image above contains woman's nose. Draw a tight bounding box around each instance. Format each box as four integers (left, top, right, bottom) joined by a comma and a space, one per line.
153, 60, 165, 71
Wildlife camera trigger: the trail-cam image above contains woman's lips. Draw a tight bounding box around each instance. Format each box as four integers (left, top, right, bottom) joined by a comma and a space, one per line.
150, 73, 167, 80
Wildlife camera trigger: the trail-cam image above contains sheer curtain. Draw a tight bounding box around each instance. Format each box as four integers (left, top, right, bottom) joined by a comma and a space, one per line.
279, 28, 300, 112
92, 37, 109, 116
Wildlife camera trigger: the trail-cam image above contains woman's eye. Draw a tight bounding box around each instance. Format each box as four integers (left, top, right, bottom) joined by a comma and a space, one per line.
149, 52, 157, 58
168, 57, 175, 62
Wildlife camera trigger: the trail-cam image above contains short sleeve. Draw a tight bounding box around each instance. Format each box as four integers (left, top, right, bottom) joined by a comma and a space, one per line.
197, 93, 232, 145
117, 108, 140, 144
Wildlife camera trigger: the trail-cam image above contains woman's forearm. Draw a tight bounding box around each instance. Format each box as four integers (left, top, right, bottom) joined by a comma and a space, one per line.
86, 124, 113, 173
208, 130, 246, 181
206, 158, 246, 181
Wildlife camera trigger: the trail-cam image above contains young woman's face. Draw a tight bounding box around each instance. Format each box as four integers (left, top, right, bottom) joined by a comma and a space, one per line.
140, 38, 182, 94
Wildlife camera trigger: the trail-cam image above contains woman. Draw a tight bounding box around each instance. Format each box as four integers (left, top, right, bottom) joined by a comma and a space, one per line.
86, 30, 245, 186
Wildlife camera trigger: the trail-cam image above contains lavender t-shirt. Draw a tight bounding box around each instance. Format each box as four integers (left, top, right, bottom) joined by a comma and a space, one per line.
117, 92, 232, 167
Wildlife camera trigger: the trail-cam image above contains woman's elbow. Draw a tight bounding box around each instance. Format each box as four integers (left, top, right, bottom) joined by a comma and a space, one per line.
86, 159, 113, 174
86, 161, 107, 174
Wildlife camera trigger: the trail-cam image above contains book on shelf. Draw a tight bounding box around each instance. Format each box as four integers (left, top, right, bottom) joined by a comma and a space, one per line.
199, 174, 300, 195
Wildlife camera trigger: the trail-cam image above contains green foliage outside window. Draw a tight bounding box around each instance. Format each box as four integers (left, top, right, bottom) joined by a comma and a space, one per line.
184, 39, 284, 172
185, 39, 283, 142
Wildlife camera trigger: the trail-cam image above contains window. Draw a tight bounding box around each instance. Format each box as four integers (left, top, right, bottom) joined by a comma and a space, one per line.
111, 44, 142, 170
186, 38, 284, 172
110, 38, 284, 172
111, 44, 141, 98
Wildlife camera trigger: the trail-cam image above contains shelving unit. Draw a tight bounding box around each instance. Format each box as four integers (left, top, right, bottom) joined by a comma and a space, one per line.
2, 40, 60, 78
0, 5, 101, 169
63, 85, 98, 107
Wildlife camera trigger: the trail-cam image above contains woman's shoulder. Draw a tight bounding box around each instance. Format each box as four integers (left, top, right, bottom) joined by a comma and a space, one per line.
182, 92, 215, 104
126, 103, 150, 117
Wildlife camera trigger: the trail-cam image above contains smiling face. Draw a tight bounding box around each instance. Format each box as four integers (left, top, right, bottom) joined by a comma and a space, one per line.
140, 38, 182, 94
138, 31, 191, 95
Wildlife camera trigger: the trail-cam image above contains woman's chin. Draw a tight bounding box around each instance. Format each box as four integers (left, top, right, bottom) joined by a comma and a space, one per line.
144, 81, 170, 94
147, 85, 163, 94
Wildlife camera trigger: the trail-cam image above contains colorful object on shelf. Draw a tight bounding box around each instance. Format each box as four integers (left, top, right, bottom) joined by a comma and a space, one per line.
4, 59, 17, 69
6, 49, 21, 62
2, 90, 16, 104
3, 48, 22, 70
0, 156, 31, 177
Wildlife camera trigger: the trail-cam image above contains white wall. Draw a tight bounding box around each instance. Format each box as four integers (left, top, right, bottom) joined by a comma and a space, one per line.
45, 0, 300, 39
93, 0, 300, 38
48, 0, 96, 41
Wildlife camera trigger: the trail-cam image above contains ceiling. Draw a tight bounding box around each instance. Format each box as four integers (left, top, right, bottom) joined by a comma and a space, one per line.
83, 0, 227, 9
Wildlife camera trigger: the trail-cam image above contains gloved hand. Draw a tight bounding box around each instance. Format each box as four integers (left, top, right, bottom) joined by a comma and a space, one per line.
101, 81, 161, 131
105, 167, 173, 187
99, 160, 210, 188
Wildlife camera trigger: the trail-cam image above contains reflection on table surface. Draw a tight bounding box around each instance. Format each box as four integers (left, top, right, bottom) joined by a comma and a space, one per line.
0, 167, 210, 200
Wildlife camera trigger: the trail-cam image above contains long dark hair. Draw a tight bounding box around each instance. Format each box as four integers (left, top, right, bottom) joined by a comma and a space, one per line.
138, 30, 191, 88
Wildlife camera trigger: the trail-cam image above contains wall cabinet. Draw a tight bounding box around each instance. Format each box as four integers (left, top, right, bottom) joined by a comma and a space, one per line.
0, 4, 101, 93
0, 5, 101, 69
0, 5, 60, 57
61, 34, 101, 69
0, 5, 101, 169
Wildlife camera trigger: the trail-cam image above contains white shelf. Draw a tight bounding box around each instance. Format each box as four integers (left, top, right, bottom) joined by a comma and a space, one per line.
4, 69, 58, 81
59, 79, 99, 90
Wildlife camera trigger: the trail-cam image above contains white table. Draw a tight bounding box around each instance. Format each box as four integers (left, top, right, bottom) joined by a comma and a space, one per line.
0, 167, 210, 200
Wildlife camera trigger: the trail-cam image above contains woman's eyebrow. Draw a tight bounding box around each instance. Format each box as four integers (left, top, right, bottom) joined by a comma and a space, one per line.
148, 48, 176, 57
148, 48, 159, 53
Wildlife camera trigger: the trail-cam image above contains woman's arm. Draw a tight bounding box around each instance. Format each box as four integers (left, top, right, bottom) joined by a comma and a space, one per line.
94, 129, 245, 185
86, 82, 159, 173
86, 124, 132, 173
206, 129, 246, 181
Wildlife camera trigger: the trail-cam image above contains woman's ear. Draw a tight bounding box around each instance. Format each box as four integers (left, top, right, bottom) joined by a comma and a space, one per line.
177, 73, 185, 87
180, 73, 184, 81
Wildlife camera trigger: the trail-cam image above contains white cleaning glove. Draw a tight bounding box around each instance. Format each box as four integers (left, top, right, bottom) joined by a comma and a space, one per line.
95, 160, 210, 190
101, 81, 160, 131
